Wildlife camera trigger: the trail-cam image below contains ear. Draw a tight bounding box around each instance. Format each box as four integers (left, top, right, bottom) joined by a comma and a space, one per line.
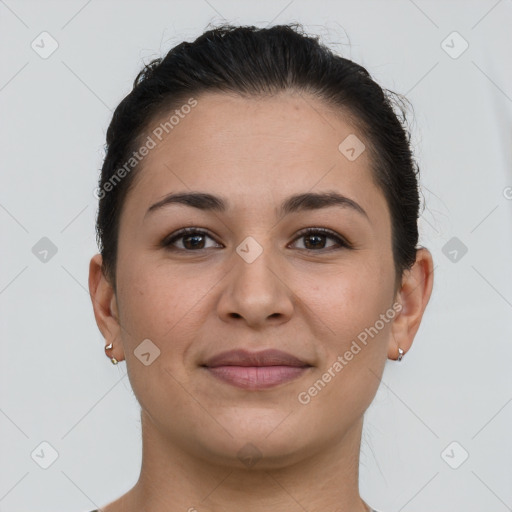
388, 247, 434, 360
88, 253, 125, 362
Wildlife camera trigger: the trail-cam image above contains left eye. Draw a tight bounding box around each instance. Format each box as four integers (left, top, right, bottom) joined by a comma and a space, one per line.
289, 228, 349, 251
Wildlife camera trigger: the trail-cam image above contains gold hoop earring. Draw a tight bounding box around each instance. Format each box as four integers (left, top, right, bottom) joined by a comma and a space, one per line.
105, 342, 119, 365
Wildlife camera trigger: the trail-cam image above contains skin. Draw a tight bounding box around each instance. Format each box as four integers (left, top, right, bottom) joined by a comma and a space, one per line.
89, 90, 434, 512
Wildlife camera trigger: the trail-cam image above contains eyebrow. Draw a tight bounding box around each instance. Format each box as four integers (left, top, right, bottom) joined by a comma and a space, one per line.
144, 190, 369, 221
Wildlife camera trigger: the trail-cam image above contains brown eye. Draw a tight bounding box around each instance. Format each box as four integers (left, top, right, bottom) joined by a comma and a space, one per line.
290, 228, 350, 251
162, 228, 222, 251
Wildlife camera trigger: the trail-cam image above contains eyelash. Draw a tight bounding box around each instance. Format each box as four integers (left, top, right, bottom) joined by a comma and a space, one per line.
161, 227, 352, 253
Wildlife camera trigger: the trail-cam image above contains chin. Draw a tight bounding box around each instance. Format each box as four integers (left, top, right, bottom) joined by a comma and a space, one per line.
201, 437, 311, 471
189, 415, 313, 470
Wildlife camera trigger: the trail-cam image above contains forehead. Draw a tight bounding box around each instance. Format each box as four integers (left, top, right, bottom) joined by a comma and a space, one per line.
122, 91, 388, 226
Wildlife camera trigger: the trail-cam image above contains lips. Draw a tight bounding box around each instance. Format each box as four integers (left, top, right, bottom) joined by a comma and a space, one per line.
201, 349, 312, 390
202, 349, 310, 368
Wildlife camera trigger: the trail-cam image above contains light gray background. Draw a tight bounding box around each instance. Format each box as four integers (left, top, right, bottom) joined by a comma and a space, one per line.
1, 1, 511, 511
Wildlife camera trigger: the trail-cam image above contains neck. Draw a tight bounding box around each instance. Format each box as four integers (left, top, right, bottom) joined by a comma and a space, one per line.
111, 410, 372, 512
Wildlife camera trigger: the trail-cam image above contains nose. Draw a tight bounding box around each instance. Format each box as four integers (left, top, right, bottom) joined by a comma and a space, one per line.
216, 238, 294, 329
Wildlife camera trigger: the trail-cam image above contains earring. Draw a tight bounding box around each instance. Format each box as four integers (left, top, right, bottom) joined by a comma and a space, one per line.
397, 347, 404, 362
104, 342, 118, 365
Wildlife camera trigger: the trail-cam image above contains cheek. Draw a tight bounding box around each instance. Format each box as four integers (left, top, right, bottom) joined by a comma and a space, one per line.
299, 259, 393, 357
116, 259, 215, 348
296, 270, 392, 418
115, 263, 208, 404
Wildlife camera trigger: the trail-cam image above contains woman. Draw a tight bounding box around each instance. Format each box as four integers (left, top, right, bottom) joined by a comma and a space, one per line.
88, 23, 434, 512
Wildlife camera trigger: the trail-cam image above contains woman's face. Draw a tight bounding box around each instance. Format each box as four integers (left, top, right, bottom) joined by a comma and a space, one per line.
104, 91, 403, 466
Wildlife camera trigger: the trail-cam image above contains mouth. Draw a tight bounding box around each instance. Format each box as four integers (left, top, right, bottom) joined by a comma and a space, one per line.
201, 349, 312, 390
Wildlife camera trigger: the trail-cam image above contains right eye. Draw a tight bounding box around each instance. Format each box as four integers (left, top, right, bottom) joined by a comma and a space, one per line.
161, 227, 223, 251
